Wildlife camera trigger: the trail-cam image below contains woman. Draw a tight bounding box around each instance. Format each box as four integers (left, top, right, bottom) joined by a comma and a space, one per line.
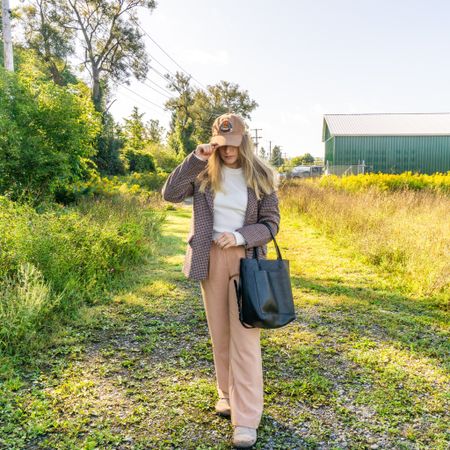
162, 113, 280, 448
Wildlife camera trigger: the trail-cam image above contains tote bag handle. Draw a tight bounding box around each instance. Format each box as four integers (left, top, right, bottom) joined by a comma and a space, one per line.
252, 221, 282, 260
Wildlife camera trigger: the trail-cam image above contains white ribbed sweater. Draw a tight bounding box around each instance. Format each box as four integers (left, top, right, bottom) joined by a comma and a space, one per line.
194, 152, 247, 245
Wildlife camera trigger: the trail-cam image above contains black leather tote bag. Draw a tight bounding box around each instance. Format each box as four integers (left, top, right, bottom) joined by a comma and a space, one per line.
233, 222, 296, 329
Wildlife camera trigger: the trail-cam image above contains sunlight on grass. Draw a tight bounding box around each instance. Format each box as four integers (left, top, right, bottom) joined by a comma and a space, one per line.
2, 200, 449, 449
280, 179, 450, 297
347, 339, 449, 387
139, 280, 177, 298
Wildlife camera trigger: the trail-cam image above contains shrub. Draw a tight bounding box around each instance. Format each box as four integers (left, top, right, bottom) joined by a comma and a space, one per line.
53, 171, 169, 205
122, 149, 156, 173
0, 61, 101, 204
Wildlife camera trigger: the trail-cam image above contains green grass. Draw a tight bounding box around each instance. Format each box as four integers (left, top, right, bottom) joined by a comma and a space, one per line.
0, 205, 448, 449
0, 194, 165, 356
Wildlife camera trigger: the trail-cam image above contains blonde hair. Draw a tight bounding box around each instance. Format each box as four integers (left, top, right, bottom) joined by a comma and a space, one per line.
197, 131, 279, 200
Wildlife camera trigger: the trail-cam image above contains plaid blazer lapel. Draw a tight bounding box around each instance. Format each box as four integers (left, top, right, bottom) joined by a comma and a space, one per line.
244, 186, 258, 224
205, 186, 214, 214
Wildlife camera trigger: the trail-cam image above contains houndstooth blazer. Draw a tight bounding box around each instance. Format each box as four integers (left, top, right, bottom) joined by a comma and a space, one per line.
161, 150, 280, 281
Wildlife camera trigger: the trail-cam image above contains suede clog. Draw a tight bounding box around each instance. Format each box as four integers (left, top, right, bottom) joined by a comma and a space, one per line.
232, 426, 257, 448
215, 398, 231, 417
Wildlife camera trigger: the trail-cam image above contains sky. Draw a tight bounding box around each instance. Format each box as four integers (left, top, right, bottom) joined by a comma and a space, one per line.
11, 0, 450, 158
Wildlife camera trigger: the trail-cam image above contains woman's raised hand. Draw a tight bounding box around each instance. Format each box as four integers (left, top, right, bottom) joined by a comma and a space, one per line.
195, 143, 218, 161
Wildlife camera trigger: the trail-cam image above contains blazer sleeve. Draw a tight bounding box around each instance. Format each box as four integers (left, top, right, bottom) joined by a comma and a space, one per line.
235, 190, 280, 249
161, 150, 208, 203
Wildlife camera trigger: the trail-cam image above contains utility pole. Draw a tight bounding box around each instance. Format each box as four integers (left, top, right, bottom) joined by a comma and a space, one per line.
2, 0, 14, 71
269, 141, 272, 160
251, 128, 263, 155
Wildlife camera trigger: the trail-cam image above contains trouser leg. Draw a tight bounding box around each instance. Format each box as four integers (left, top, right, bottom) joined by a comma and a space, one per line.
228, 246, 264, 429
200, 242, 264, 428
200, 243, 230, 399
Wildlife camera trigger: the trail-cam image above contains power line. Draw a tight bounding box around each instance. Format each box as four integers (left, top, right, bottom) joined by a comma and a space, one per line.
128, 14, 207, 90
70, 54, 168, 114
143, 77, 173, 96
129, 21, 178, 78
88, 18, 176, 87
120, 84, 167, 111
70, 17, 217, 117
115, 89, 170, 117
73, 33, 173, 99
140, 80, 171, 99
148, 64, 171, 83
74, 5, 178, 84
72, 15, 198, 101
71, 46, 170, 104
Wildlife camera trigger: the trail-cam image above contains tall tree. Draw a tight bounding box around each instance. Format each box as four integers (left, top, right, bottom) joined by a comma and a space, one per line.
165, 74, 258, 155
165, 72, 197, 156
19, 0, 156, 112
259, 146, 267, 160
190, 80, 258, 143
120, 106, 155, 173
122, 106, 147, 152
95, 111, 125, 174
301, 152, 315, 164
270, 145, 284, 168
19, 0, 75, 85
146, 118, 165, 144
65, 0, 156, 113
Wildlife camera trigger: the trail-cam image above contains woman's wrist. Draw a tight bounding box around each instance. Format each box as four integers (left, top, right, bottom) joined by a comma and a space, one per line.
193, 149, 208, 161
232, 231, 246, 246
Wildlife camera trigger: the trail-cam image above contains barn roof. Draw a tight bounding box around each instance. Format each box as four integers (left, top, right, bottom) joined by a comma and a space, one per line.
323, 113, 450, 140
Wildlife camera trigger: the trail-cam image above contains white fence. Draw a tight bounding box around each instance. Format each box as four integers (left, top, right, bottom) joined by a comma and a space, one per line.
324, 161, 373, 176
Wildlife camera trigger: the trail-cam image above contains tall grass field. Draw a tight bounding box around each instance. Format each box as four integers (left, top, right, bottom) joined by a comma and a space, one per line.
280, 173, 450, 299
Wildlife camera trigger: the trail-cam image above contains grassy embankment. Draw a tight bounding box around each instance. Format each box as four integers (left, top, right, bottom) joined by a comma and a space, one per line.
0, 173, 448, 449
0, 183, 165, 360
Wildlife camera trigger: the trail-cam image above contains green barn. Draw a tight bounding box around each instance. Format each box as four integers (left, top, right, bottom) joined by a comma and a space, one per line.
322, 113, 450, 174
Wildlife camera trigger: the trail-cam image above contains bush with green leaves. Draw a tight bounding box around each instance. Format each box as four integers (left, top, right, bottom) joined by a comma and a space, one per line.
122, 148, 156, 173
149, 142, 183, 173
54, 170, 169, 205
0, 61, 101, 204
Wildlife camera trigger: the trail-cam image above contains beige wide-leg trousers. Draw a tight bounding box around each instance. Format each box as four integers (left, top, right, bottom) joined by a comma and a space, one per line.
200, 241, 263, 429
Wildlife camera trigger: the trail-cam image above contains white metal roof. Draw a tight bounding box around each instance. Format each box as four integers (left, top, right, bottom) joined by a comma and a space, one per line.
323, 113, 450, 140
